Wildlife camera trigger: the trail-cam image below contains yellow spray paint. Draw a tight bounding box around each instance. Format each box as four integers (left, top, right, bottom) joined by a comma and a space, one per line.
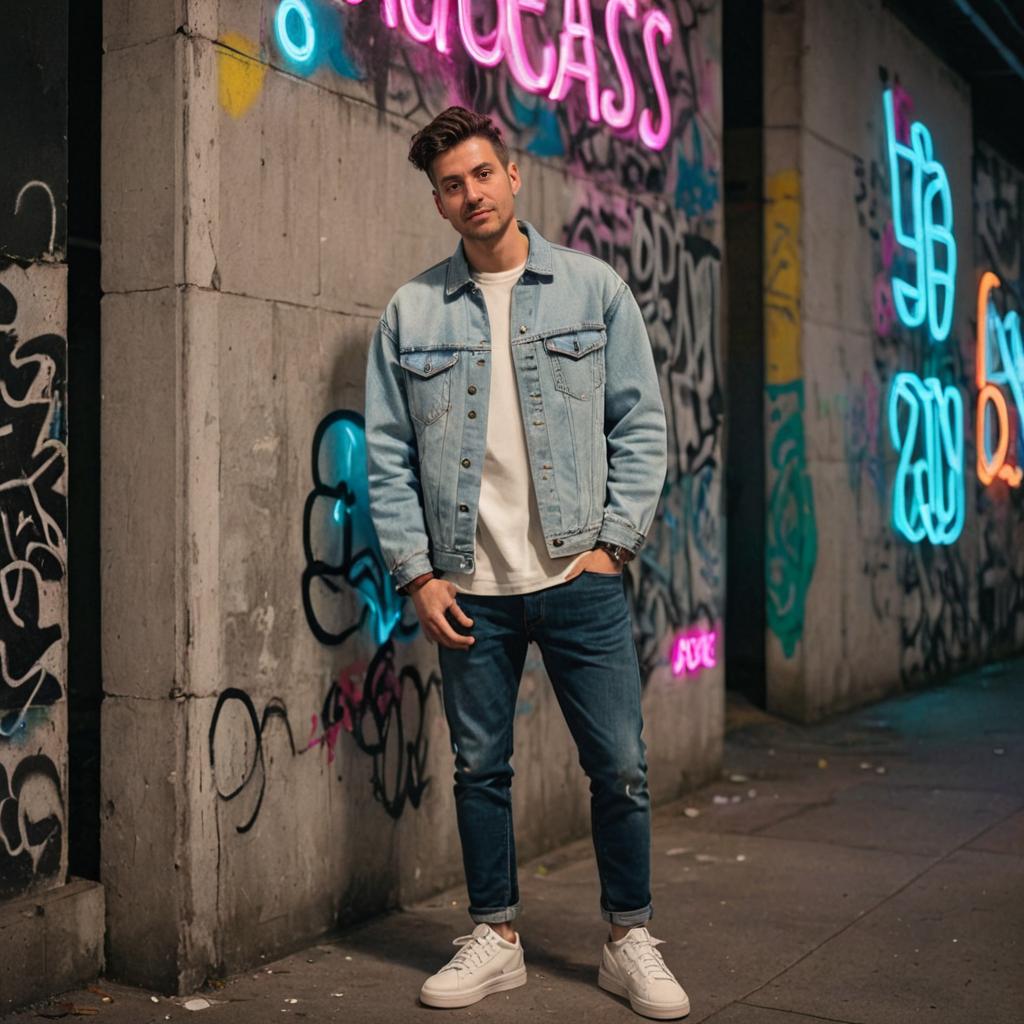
216, 33, 267, 120
765, 170, 801, 386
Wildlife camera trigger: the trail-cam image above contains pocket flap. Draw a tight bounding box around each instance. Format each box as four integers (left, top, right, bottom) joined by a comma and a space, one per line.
543, 328, 607, 359
400, 348, 460, 378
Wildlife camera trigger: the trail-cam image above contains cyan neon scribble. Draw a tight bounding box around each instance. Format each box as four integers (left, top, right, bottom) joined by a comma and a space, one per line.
883, 88, 956, 343
889, 372, 964, 545
275, 0, 317, 65
302, 410, 418, 648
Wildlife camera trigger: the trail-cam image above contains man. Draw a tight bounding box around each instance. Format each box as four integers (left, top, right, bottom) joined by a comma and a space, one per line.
364, 106, 687, 1020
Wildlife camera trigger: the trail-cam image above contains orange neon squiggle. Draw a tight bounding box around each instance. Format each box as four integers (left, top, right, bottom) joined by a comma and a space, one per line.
976, 271, 1023, 488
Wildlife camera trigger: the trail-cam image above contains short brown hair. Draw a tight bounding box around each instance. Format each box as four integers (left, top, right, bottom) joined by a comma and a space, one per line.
408, 106, 510, 186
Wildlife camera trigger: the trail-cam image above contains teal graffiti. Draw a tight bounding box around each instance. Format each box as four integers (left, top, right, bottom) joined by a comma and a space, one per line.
766, 381, 818, 657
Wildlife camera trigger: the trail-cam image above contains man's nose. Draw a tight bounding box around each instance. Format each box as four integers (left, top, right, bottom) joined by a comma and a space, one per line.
464, 180, 482, 203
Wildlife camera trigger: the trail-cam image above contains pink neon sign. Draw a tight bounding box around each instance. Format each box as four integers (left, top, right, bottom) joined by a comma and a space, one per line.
328, 0, 674, 150
670, 627, 717, 677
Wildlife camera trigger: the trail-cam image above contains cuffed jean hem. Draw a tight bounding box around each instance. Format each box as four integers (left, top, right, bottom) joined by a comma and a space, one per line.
469, 903, 521, 924
601, 903, 653, 927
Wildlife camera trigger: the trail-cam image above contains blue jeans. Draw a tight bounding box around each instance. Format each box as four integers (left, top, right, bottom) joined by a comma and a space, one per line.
437, 569, 652, 927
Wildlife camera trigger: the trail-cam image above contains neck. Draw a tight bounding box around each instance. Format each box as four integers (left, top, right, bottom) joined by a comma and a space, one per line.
463, 219, 529, 274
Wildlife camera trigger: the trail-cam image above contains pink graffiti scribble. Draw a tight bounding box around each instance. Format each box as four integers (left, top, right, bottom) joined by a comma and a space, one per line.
670, 627, 717, 677
305, 656, 404, 764
873, 272, 896, 337
890, 82, 914, 144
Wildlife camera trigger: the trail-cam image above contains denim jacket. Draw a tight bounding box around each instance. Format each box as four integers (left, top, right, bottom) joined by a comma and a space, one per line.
364, 220, 668, 590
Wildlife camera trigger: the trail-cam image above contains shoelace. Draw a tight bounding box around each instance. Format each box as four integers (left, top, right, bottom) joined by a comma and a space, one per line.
623, 934, 674, 981
442, 932, 495, 973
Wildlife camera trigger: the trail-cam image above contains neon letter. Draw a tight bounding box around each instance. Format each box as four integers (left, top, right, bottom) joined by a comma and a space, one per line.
638, 9, 673, 151
397, 0, 451, 52
889, 372, 965, 545
275, 0, 316, 63
670, 627, 717, 677
548, 0, 601, 122
976, 270, 1024, 487
457, 0, 505, 66
504, 0, 557, 94
883, 88, 956, 342
599, 0, 637, 129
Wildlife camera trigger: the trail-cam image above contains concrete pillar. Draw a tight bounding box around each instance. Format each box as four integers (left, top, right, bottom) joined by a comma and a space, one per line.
100, 1, 220, 992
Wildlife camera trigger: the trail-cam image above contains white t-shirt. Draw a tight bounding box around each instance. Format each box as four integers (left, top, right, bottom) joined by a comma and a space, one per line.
445, 259, 587, 595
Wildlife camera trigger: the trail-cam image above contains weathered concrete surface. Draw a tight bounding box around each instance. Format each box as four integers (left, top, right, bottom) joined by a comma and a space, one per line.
14, 658, 1021, 1024
0, 879, 104, 1014
98, 0, 726, 998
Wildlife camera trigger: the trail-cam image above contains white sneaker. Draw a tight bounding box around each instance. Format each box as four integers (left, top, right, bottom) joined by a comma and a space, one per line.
599, 926, 690, 1019
419, 923, 527, 1008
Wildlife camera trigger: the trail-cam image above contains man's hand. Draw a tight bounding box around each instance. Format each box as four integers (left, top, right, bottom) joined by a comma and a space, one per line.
563, 546, 625, 582
409, 578, 475, 649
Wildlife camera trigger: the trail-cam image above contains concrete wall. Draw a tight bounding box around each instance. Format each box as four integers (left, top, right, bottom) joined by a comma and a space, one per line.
1, 3, 106, 1011
0, 0, 69, 913
101, 0, 724, 992
763, 0, 1024, 720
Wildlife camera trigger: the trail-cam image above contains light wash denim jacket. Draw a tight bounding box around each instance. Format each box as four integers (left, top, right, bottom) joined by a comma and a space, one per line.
364, 219, 668, 590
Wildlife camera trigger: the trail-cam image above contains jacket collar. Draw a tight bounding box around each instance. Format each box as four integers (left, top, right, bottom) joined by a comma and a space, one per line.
445, 219, 554, 296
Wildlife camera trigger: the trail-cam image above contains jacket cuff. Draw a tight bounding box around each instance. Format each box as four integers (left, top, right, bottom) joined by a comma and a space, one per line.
597, 512, 647, 555
391, 550, 435, 591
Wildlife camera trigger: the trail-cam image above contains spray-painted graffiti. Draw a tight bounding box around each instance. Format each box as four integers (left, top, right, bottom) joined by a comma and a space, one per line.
974, 142, 1024, 656
564, 191, 722, 677
302, 410, 418, 647
305, 641, 439, 818
211, 410, 436, 831
0, 266, 67, 740
764, 170, 816, 658
0, 752, 63, 900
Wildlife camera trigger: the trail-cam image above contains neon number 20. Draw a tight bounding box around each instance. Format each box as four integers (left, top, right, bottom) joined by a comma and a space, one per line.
889, 372, 964, 545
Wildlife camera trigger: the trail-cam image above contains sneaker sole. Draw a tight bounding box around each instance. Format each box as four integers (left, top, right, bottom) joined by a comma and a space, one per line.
420, 965, 528, 1009
598, 966, 691, 1020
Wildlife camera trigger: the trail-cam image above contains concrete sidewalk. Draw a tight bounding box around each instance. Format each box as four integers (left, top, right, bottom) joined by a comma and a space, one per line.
8, 660, 1023, 1024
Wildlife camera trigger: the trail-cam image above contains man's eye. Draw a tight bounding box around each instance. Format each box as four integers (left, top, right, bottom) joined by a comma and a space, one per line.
479, 170, 491, 179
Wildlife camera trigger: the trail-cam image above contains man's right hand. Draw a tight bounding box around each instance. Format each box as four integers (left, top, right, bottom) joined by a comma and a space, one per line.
409, 578, 475, 649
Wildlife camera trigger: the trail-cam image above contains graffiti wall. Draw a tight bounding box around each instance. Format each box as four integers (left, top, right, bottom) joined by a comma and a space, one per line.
765, 0, 1024, 720
196, 0, 722, 975
0, 0, 69, 904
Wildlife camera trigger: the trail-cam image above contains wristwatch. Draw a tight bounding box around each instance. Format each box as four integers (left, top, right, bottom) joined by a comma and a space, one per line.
597, 541, 632, 565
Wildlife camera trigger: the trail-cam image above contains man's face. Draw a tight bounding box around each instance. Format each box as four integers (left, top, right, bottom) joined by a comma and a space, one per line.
431, 136, 521, 243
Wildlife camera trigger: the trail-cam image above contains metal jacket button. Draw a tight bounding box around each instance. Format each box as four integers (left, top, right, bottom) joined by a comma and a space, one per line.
461, 458, 471, 468
468, 384, 477, 394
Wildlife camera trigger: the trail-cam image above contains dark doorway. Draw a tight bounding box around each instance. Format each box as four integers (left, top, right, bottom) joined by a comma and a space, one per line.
67, 0, 103, 883
723, 0, 766, 707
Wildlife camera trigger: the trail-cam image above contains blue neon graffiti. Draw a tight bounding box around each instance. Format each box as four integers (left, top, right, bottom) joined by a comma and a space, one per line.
883, 87, 956, 343
275, 0, 317, 64
302, 410, 418, 648
889, 372, 965, 545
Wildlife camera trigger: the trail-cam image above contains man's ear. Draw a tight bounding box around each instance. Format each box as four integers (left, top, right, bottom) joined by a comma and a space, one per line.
508, 161, 521, 197
433, 190, 448, 221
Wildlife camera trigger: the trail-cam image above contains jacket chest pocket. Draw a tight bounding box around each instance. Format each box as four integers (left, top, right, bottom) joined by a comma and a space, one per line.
543, 327, 606, 400
400, 348, 460, 425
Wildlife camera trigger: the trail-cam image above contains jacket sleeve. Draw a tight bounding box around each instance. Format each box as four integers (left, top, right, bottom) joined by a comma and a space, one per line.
364, 315, 435, 590
598, 279, 668, 554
